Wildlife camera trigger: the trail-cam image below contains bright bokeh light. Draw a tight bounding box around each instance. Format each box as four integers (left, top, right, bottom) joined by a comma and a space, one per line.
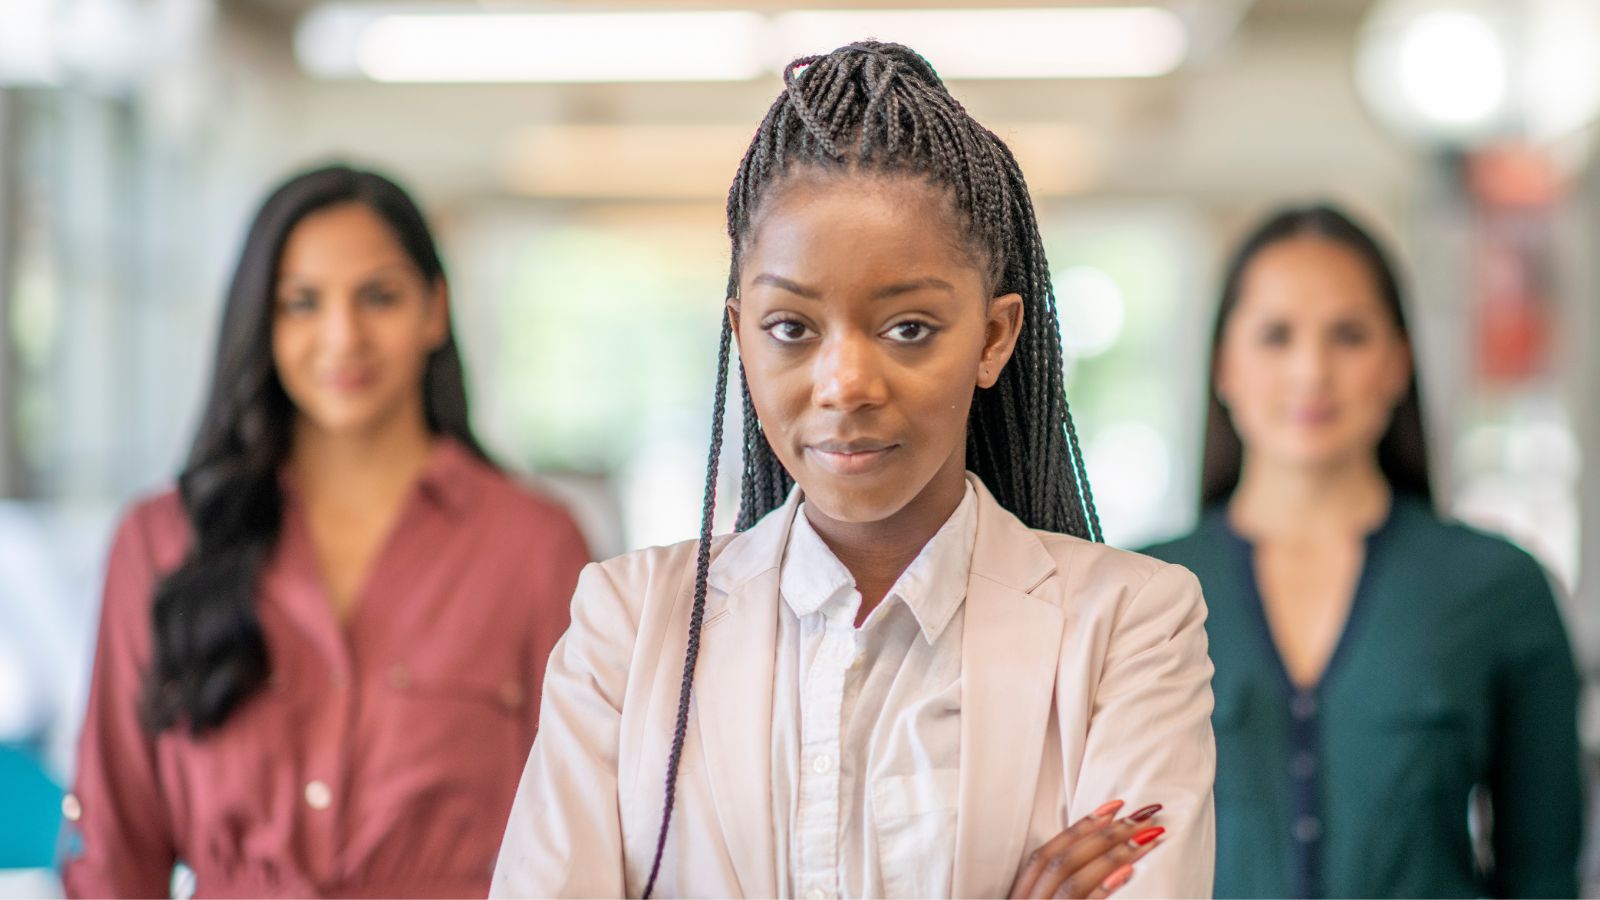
1055, 265, 1127, 360
1395, 11, 1507, 126
1357, 0, 1600, 149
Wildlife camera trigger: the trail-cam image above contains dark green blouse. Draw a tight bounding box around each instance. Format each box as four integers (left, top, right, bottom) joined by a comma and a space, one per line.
1142, 495, 1583, 898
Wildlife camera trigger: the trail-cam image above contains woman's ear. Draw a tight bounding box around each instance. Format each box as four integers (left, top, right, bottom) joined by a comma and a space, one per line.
977, 292, 1024, 389
726, 296, 742, 349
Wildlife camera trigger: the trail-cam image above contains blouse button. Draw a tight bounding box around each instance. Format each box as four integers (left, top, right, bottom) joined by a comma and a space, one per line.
1291, 751, 1316, 779
1293, 815, 1322, 843
499, 681, 526, 710
62, 793, 82, 822
305, 780, 333, 811
811, 753, 833, 775
388, 665, 412, 690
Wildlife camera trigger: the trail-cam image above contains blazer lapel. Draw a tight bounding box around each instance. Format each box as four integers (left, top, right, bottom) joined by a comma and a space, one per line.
690, 493, 801, 898
953, 481, 1065, 898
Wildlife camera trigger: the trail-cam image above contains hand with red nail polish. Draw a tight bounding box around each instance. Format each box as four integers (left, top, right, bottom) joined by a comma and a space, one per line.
1007, 800, 1168, 899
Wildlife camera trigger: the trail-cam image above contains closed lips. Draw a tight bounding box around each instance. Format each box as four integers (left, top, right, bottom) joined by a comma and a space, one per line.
806, 441, 899, 474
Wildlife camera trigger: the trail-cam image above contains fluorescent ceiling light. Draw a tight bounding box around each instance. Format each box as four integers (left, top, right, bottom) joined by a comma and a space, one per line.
310, 10, 769, 82
296, 6, 1188, 83
773, 8, 1188, 79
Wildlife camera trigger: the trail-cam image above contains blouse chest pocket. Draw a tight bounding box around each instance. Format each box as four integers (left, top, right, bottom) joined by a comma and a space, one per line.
393, 665, 532, 718
376, 662, 535, 796
1349, 687, 1478, 800
871, 768, 958, 899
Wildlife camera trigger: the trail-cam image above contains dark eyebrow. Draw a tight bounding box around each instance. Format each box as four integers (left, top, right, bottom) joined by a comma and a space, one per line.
750, 273, 955, 300
751, 273, 820, 299
873, 277, 955, 299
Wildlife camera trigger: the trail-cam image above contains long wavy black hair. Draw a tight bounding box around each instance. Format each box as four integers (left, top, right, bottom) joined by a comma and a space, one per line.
642, 42, 1101, 896
140, 164, 489, 735
1200, 203, 1433, 508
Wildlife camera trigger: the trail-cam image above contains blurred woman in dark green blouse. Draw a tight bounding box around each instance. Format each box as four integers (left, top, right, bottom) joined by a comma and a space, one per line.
1142, 204, 1582, 898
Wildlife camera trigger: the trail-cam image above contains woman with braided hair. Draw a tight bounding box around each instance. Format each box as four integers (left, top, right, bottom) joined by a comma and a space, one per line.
493, 42, 1215, 898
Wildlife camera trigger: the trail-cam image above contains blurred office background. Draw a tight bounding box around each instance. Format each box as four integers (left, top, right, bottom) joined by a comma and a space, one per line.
1, 0, 1597, 894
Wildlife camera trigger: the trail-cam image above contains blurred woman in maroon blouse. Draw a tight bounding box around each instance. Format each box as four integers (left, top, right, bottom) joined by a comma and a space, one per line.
62, 164, 589, 898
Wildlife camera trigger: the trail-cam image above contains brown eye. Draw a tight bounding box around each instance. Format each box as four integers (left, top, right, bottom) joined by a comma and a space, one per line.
1259, 322, 1290, 346
1331, 321, 1370, 346
764, 319, 814, 344
882, 321, 937, 344
278, 293, 317, 316
359, 284, 401, 308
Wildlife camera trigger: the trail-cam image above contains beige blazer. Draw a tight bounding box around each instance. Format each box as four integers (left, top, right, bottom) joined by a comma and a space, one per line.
492, 479, 1215, 898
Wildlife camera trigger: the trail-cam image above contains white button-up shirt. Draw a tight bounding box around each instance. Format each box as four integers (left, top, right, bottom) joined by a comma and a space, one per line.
771, 479, 979, 899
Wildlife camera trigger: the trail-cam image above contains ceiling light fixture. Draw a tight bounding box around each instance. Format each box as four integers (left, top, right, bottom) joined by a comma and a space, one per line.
295, 6, 1189, 83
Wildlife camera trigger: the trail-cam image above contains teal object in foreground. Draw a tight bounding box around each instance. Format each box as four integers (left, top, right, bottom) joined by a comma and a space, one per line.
1143, 495, 1582, 898
0, 744, 64, 869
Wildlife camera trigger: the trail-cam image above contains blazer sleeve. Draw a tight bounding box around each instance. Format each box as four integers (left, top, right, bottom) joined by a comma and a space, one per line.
61, 506, 178, 899
492, 558, 640, 898
1073, 562, 1216, 899
1486, 557, 1583, 898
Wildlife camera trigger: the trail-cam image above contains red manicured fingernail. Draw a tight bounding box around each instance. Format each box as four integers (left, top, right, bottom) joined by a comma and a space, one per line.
1093, 799, 1125, 818
1127, 803, 1162, 822
1100, 864, 1134, 892
1131, 826, 1165, 846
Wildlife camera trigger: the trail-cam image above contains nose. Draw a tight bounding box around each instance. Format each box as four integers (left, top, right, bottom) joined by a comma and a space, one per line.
1287, 335, 1334, 388
812, 331, 888, 412
318, 295, 367, 352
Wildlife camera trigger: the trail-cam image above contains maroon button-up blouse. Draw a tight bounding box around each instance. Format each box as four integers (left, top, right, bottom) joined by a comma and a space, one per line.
63, 439, 589, 898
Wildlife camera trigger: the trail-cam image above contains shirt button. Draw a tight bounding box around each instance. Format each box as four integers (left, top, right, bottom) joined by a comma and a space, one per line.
62, 793, 82, 822
805, 888, 830, 900
1290, 692, 1318, 721
1293, 815, 1322, 843
387, 665, 411, 690
499, 681, 526, 710
305, 780, 333, 811
811, 753, 833, 775
1291, 751, 1316, 779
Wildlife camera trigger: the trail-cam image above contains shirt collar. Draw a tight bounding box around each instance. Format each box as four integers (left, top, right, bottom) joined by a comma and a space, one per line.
414, 436, 488, 518
779, 476, 980, 644
780, 506, 857, 621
